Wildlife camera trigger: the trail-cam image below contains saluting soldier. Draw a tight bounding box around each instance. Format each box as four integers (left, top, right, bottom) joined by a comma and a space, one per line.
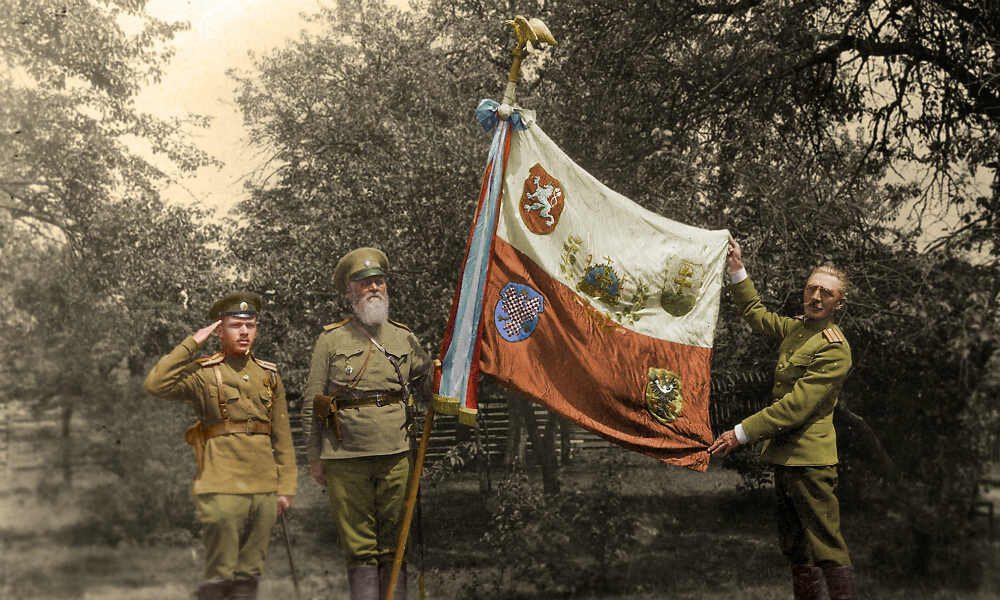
708, 238, 857, 600
301, 247, 433, 600
143, 292, 297, 600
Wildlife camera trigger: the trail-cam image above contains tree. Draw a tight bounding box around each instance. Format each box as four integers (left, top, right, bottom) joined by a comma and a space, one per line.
0, 0, 221, 485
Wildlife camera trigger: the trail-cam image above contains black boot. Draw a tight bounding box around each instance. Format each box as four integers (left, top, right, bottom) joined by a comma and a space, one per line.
823, 565, 857, 600
378, 562, 407, 600
195, 579, 232, 600
348, 565, 379, 600
230, 576, 258, 600
792, 565, 826, 600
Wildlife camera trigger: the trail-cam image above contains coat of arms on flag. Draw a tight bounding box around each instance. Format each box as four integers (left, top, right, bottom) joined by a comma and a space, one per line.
433, 99, 729, 471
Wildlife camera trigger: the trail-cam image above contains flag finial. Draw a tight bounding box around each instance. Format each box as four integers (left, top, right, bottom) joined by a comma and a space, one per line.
502, 16, 556, 106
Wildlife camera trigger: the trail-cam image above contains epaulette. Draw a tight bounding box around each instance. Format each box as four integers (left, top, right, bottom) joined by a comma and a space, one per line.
323, 318, 350, 332
388, 319, 412, 332
197, 352, 225, 366
252, 356, 278, 372
822, 328, 845, 343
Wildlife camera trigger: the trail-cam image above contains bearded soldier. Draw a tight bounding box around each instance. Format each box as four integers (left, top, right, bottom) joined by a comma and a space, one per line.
144, 292, 297, 600
302, 247, 433, 600
709, 238, 857, 600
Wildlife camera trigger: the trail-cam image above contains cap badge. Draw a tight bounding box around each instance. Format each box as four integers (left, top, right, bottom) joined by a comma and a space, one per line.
239, 301, 249, 311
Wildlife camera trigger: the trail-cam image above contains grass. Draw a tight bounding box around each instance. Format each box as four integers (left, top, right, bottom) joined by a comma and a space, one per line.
2, 451, 997, 599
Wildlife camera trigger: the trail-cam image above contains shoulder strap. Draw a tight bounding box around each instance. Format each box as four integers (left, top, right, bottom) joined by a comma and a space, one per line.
822, 327, 845, 343
388, 319, 412, 332
323, 318, 350, 332
198, 352, 225, 366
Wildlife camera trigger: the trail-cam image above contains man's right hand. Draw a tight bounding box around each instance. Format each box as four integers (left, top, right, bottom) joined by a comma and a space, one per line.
192, 320, 222, 345
727, 236, 744, 273
310, 459, 325, 485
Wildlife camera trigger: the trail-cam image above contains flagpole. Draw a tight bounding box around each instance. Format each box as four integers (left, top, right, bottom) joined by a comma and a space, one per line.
501, 16, 557, 105
384, 403, 435, 600
384, 17, 556, 600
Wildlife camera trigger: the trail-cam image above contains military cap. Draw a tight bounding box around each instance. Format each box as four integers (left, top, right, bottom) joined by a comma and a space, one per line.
208, 291, 262, 320
333, 247, 389, 294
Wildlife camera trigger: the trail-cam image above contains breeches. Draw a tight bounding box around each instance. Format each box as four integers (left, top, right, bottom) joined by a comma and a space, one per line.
774, 465, 851, 567
194, 492, 278, 580
323, 452, 410, 567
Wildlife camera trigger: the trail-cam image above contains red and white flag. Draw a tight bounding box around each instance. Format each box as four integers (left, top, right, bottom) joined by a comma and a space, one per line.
435, 102, 729, 471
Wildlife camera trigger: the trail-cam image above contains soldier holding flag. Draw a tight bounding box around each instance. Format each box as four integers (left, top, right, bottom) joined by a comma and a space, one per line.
302, 247, 434, 600
709, 238, 857, 600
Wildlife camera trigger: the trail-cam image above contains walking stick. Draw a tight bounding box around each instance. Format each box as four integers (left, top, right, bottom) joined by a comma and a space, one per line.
279, 512, 302, 600
384, 403, 436, 600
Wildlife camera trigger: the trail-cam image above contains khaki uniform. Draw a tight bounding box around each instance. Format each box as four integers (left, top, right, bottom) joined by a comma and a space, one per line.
302, 317, 432, 566
732, 277, 852, 567
144, 336, 297, 580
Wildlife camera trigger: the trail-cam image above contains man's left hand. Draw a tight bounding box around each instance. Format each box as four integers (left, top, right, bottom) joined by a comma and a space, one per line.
277, 495, 294, 515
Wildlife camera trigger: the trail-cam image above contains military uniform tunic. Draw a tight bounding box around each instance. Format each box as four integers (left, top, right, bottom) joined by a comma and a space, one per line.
144, 336, 297, 495
302, 318, 432, 460
733, 278, 851, 466
732, 276, 853, 566
302, 317, 432, 568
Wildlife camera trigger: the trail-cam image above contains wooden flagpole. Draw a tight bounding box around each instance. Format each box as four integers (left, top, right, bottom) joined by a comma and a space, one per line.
384, 403, 435, 600
384, 17, 555, 600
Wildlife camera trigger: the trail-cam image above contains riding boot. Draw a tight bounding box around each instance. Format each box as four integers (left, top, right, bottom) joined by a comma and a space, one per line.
230, 576, 258, 600
792, 565, 827, 600
195, 579, 232, 600
378, 562, 407, 600
823, 565, 857, 600
348, 565, 379, 600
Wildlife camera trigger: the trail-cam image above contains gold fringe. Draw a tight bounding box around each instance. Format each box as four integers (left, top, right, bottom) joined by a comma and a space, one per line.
431, 394, 479, 427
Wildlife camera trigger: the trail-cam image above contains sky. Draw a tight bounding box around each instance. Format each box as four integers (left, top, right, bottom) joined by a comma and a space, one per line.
134, 0, 407, 218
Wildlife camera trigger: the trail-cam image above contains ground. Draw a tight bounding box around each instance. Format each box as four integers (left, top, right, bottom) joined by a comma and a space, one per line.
1, 405, 997, 599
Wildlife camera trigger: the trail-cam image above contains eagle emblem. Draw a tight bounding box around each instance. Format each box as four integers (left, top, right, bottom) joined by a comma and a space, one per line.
519, 163, 565, 234
645, 368, 684, 425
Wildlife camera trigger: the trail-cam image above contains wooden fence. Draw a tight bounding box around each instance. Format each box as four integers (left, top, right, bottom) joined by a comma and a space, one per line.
287, 368, 775, 466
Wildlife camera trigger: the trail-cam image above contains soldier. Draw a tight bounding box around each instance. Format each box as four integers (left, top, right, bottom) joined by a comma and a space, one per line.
302, 247, 433, 600
144, 292, 297, 600
708, 238, 857, 600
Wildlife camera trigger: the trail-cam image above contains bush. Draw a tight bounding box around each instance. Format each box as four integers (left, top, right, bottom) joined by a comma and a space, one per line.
74, 377, 198, 545
465, 450, 639, 598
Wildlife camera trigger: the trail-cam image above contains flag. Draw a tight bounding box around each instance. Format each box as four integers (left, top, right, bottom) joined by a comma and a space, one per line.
434, 101, 729, 471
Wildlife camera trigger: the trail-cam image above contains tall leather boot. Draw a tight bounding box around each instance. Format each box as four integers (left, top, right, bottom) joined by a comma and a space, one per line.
791, 565, 826, 600
195, 579, 232, 600
230, 576, 258, 600
378, 562, 407, 600
823, 565, 857, 600
348, 565, 379, 600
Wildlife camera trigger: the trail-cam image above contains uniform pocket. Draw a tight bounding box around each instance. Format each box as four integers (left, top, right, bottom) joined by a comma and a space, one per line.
328, 350, 366, 387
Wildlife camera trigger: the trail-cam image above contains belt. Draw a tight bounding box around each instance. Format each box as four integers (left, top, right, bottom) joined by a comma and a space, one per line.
203, 419, 271, 439
336, 392, 405, 409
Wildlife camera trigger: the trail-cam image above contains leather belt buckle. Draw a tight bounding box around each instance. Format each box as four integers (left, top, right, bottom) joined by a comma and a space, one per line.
374, 393, 388, 407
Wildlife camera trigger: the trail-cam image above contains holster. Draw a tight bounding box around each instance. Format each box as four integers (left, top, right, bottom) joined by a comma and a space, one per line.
313, 394, 342, 441
184, 421, 207, 475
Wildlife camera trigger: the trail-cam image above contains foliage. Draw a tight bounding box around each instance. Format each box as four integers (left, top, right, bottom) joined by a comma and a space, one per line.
230, 0, 999, 580
73, 378, 198, 545
466, 451, 639, 598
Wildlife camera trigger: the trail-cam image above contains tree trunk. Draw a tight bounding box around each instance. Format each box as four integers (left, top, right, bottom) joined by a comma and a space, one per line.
559, 416, 572, 464
522, 401, 560, 495
505, 396, 526, 469
60, 401, 73, 487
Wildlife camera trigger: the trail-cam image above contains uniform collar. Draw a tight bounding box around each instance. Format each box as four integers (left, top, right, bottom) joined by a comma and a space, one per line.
802, 316, 834, 331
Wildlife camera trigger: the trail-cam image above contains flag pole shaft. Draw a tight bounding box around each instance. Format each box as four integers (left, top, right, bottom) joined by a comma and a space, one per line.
385, 404, 436, 600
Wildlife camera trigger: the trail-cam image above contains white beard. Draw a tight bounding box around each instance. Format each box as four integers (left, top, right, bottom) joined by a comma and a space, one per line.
351, 291, 389, 327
